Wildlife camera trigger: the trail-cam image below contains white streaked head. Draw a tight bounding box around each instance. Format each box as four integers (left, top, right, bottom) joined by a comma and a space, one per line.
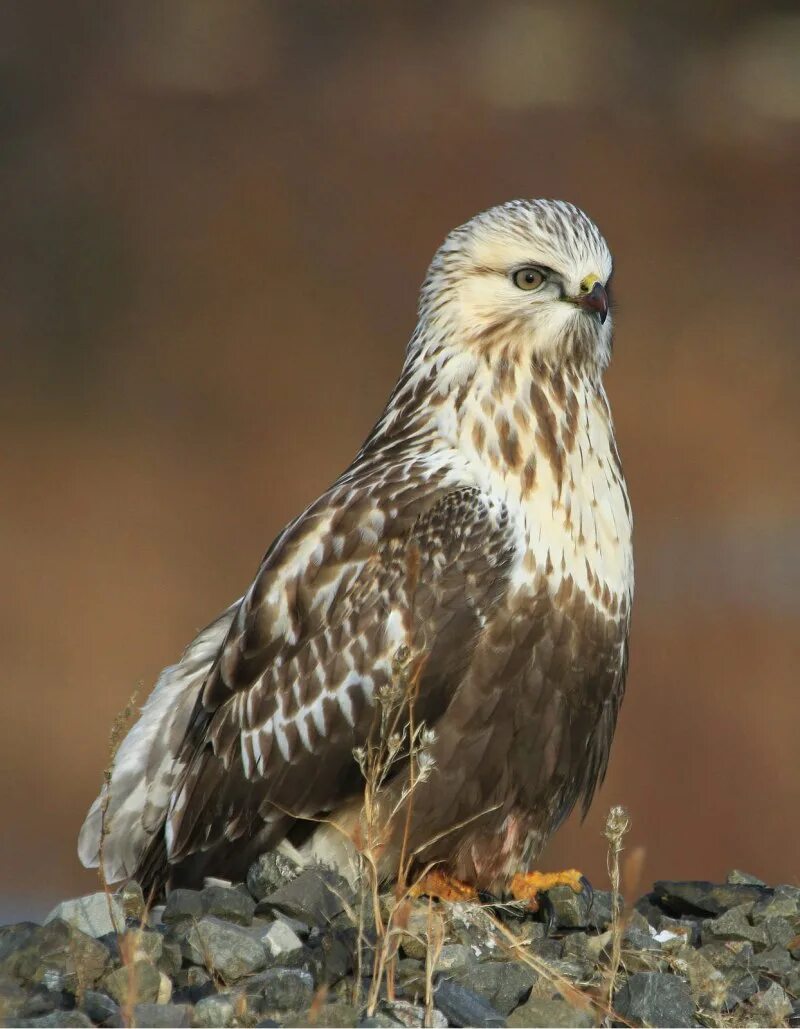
417, 199, 614, 372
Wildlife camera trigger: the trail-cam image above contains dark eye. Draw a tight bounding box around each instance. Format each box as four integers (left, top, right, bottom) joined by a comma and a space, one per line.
512, 266, 546, 291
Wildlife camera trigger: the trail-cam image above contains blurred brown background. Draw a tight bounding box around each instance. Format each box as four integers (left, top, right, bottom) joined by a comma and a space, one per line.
1, 1, 798, 921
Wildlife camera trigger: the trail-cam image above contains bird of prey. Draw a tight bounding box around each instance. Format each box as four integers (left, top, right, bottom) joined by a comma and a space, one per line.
79, 199, 633, 905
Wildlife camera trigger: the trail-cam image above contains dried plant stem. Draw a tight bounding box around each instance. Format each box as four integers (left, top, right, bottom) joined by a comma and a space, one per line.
604, 804, 631, 1008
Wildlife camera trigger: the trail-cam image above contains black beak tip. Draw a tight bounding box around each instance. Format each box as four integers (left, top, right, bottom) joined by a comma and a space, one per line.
584, 281, 609, 324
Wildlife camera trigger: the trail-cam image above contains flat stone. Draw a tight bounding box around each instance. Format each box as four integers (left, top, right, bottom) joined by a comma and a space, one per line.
246, 851, 301, 902
193, 993, 236, 1028
508, 996, 594, 1027
182, 916, 268, 983
433, 977, 507, 1028
257, 868, 354, 928
1, 920, 111, 994
700, 905, 769, 948
162, 889, 204, 925
44, 894, 125, 939
652, 880, 771, 918
103, 959, 162, 1006
449, 960, 537, 1015
131, 1002, 193, 1027
726, 869, 767, 886
241, 968, 315, 1013
200, 885, 255, 926
613, 971, 694, 1028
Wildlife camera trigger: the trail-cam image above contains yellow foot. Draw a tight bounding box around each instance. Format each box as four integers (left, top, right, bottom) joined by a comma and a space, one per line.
410, 869, 479, 903
510, 868, 586, 911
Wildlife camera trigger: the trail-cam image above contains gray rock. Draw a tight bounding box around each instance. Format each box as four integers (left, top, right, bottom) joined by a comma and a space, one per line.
117, 881, 146, 922
751, 982, 792, 1024
256, 868, 354, 928
726, 869, 767, 886
763, 915, 797, 949
162, 889, 204, 925
382, 999, 447, 1027
700, 905, 769, 949
358, 1017, 398, 1028
193, 993, 236, 1028
697, 939, 754, 970
247, 851, 301, 902
527, 936, 562, 963
613, 971, 694, 1028
5, 1012, 93, 1028
259, 919, 304, 960
242, 967, 315, 1013
132, 1002, 193, 1027
103, 959, 162, 1006
587, 889, 621, 930
44, 894, 125, 939
508, 996, 594, 1028
755, 944, 793, 975
200, 885, 256, 926
1, 920, 111, 994
652, 880, 771, 918
545, 884, 593, 929
723, 969, 761, 1009
172, 965, 214, 1004
156, 936, 182, 978
433, 977, 507, 1028
283, 1002, 360, 1027
182, 916, 269, 982
751, 885, 800, 924
434, 943, 476, 972
449, 960, 537, 1015
81, 989, 120, 1025
0, 976, 31, 1022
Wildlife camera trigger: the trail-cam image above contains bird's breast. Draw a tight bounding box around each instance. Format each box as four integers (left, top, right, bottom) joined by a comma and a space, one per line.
451, 365, 633, 620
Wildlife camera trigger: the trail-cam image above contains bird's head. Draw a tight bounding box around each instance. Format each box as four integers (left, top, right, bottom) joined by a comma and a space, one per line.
417, 199, 614, 375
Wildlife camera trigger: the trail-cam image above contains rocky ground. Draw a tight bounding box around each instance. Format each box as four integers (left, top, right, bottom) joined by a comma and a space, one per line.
1, 857, 799, 1028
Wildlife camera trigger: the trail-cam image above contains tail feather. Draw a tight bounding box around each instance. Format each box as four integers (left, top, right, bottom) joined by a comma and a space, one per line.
77, 602, 240, 884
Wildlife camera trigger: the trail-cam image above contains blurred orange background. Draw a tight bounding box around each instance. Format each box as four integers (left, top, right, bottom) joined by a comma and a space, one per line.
1, 1, 798, 921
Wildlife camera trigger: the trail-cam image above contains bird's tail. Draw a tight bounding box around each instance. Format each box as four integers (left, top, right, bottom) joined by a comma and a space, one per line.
77, 601, 239, 885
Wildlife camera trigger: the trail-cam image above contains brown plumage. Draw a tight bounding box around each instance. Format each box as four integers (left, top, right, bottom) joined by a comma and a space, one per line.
79, 199, 633, 896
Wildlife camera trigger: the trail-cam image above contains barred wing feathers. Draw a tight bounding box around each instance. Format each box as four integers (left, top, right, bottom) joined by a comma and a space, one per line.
160, 484, 516, 874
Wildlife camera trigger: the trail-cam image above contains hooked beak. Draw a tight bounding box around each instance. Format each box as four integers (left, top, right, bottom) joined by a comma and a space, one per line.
570, 281, 609, 324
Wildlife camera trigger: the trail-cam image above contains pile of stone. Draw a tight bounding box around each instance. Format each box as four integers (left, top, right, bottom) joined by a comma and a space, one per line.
1, 858, 798, 1027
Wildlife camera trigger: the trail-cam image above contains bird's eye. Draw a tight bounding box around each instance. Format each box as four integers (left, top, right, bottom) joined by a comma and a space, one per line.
512, 266, 546, 291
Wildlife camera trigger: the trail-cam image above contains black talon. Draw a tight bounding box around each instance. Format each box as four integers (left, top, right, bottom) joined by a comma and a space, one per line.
539, 891, 558, 936
580, 875, 594, 914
